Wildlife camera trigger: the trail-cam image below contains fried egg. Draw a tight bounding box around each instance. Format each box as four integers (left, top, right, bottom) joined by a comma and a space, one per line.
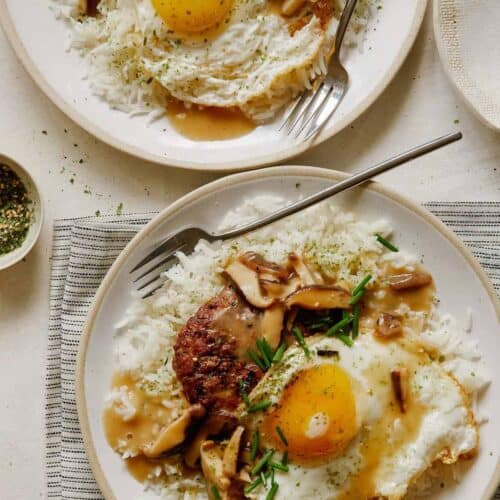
241, 334, 478, 499
143, 0, 336, 120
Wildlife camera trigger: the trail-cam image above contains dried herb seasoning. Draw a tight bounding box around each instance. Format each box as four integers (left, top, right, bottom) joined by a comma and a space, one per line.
0, 163, 33, 255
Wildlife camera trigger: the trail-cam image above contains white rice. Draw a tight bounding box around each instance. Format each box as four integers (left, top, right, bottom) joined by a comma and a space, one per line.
111, 196, 488, 498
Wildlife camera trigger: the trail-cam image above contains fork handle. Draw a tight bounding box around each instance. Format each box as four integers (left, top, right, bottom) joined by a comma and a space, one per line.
216, 132, 462, 241
334, 0, 360, 56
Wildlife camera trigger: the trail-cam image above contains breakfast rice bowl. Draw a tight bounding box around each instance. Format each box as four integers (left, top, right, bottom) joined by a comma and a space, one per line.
105, 196, 490, 499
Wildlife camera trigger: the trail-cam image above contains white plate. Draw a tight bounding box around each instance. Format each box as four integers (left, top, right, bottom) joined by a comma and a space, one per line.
0, 1, 427, 171
434, 0, 500, 132
77, 166, 500, 499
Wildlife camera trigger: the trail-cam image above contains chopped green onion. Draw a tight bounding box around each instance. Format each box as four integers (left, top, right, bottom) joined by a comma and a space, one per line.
272, 343, 287, 363
210, 485, 222, 500
349, 289, 365, 306
256, 339, 271, 368
292, 326, 311, 357
266, 482, 279, 500
250, 430, 260, 461
251, 449, 274, 476
248, 400, 272, 413
337, 334, 354, 347
260, 337, 275, 361
269, 461, 289, 472
352, 275, 372, 296
244, 477, 263, 494
261, 471, 267, 488
247, 349, 266, 371
275, 426, 288, 446
352, 306, 360, 339
376, 234, 399, 252
326, 316, 353, 336
239, 380, 250, 408
270, 467, 275, 485
281, 451, 288, 466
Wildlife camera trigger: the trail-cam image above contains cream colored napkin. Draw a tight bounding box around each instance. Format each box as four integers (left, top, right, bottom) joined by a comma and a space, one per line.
434, 0, 500, 131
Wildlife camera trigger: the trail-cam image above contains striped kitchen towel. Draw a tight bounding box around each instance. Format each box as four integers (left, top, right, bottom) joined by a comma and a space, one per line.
45, 203, 500, 500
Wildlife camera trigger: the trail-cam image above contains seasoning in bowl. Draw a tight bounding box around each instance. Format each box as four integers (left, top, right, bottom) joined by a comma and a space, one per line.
0, 163, 33, 255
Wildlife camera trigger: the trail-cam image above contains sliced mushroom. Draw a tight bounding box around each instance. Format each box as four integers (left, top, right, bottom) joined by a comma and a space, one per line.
142, 404, 205, 458
201, 441, 231, 492
388, 271, 432, 291
391, 368, 409, 413
261, 304, 285, 350
285, 285, 351, 310
86, 0, 100, 16
239, 252, 289, 281
288, 253, 321, 286
184, 413, 238, 468
376, 313, 403, 339
282, 0, 307, 16
225, 261, 274, 309
260, 275, 301, 301
222, 426, 245, 478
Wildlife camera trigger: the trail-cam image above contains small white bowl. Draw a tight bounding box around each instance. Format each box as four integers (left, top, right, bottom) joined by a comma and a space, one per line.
0, 154, 43, 270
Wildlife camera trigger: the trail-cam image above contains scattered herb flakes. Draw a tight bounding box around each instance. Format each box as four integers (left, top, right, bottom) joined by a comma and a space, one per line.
41, 130, 48, 135
95, 210, 101, 217
454, 119, 460, 124
116, 202, 124, 215
0, 164, 33, 255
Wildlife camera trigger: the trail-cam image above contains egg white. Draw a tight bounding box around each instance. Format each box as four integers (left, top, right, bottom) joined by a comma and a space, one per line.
242, 334, 478, 499
141, 0, 335, 120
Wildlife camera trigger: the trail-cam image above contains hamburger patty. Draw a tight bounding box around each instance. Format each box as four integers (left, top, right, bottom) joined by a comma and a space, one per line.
173, 287, 264, 413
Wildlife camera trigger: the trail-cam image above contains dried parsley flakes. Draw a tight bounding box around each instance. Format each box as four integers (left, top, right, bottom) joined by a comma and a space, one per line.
0, 164, 33, 255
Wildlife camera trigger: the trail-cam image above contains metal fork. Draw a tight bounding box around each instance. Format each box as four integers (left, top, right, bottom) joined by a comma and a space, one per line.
131, 132, 462, 298
280, 0, 358, 141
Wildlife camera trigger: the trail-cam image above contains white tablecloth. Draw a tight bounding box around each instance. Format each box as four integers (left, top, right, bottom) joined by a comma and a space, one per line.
0, 6, 499, 499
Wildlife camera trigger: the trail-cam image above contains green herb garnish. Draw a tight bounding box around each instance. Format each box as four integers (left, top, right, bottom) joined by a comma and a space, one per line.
247, 349, 266, 371
266, 482, 279, 500
337, 334, 354, 347
352, 275, 372, 296
352, 305, 360, 339
248, 400, 272, 413
272, 343, 286, 363
250, 430, 260, 461
210, 485, 222, 500
239, 380, 250, 408
281, 451, 288, 466
376, 234, 399, 252
350, 289, 365, 306
326, 315, 353, 336
275, 426, 288, 446
292, 326, 310, 357
251, 449, 274, 476
269, 461, 289, 472
256, 339, 272, 368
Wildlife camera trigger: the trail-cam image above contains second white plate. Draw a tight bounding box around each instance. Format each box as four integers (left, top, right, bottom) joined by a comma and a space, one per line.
0, 0, 427, 170
77, 166, 499, 499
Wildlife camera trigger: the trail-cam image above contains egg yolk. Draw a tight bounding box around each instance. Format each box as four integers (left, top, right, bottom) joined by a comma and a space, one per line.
152, 0, 234, 33
262, 364, 357, 462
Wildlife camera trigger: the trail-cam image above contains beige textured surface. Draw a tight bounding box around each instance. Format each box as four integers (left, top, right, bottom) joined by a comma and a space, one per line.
435, 0, 500, 131
0, 5, 499, 499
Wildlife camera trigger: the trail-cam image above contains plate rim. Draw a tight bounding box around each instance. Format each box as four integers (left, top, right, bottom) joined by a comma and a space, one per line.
433, 0, 500, 133
0, 0, 428, 171
76, 165, 500, 499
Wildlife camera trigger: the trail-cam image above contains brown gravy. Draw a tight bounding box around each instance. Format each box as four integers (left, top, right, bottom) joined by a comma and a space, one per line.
362, 265, 435, 334
103, 372, 177, 483
211, 299, 263, 359
166, 99, 255, 141
337, 355, 427, 499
